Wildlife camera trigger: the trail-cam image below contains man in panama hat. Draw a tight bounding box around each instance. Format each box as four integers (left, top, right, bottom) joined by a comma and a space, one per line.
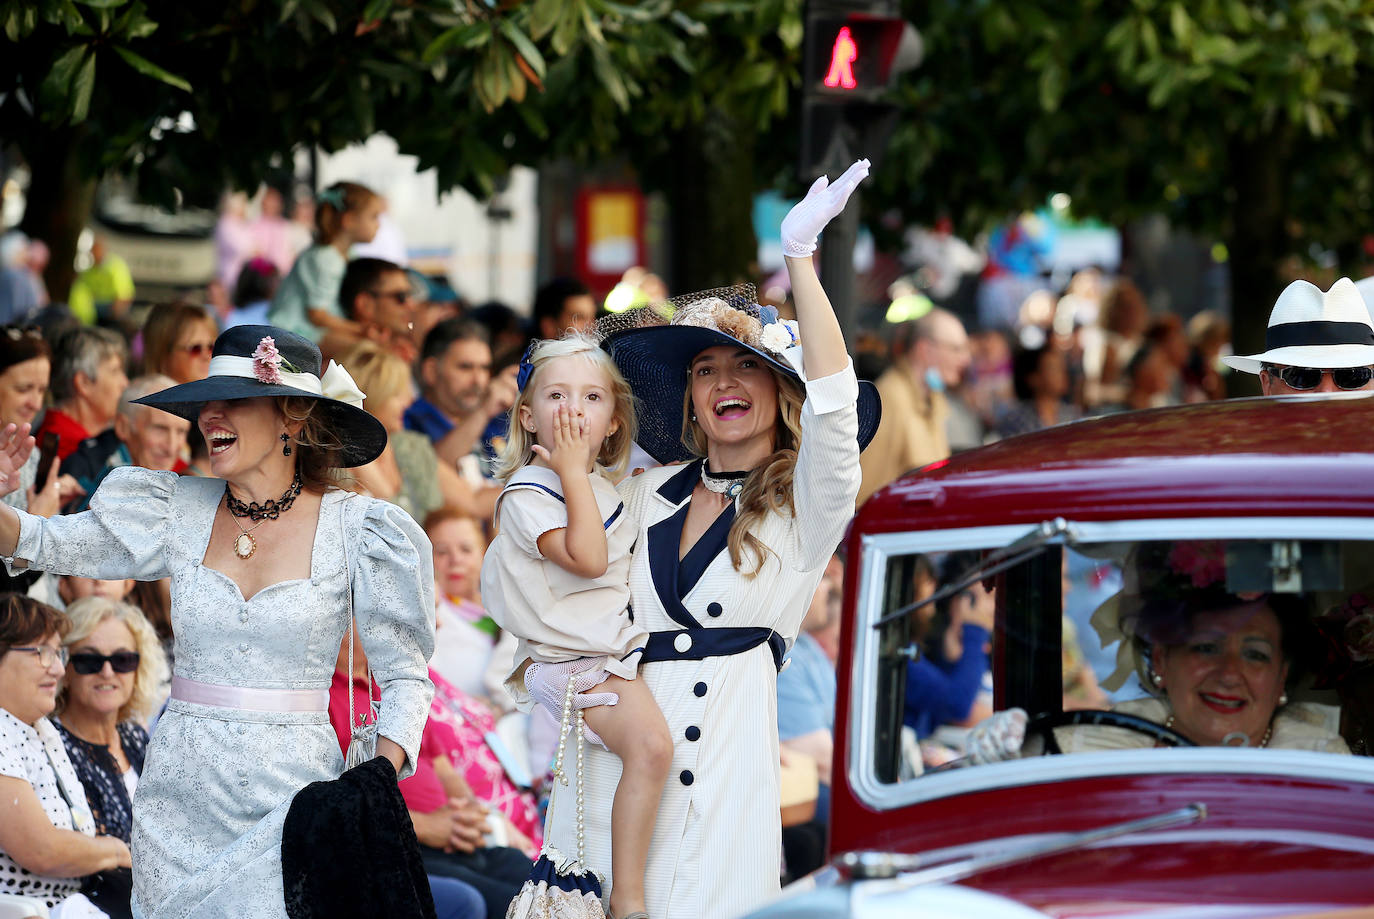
1224, 277, 1374, 395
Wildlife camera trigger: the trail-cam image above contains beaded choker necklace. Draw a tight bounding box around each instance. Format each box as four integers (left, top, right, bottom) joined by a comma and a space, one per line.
700, 465, 749, 499
226, 473, 303, 521
225, 473, 303, 561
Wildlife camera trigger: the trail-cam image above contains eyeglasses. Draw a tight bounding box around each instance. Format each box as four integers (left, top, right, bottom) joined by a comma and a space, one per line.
70, 650, 141, 675
368, 289, 413, 304
1264, 364, 1374, 391
7, 645, 68, 668
180, 343, 214, 357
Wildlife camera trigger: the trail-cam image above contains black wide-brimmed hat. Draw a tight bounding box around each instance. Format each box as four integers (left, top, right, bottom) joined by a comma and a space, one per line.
601, 285, 881, 465
135, 324, 387, 467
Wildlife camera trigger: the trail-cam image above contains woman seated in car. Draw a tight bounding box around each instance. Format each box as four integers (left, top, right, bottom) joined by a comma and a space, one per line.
970, 541, 1349, 758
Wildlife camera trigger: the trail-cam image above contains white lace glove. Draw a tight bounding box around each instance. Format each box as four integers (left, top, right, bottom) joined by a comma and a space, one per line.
524, 659, 618, 748
780, 158, 871, 257
964, 707, 1028, 765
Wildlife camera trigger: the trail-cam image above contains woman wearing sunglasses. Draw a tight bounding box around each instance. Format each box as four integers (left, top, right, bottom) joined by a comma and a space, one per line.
0, 593, 132, 915
140, 304, 218, 385
54, 597, 168, 919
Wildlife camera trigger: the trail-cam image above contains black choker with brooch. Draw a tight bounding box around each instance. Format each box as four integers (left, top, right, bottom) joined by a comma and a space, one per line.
225, 472, 303, 559
700, 465, 749, 499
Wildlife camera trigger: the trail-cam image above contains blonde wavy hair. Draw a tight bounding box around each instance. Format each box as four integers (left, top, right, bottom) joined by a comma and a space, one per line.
494, 334, 637, 481
57, 597, 169, 725
681, 367, 805, 576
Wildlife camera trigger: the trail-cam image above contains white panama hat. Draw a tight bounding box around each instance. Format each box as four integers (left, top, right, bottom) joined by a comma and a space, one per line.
1223, 277, 1374, 374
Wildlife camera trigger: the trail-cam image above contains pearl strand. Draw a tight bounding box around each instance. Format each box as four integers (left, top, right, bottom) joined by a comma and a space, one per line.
1164, 714, 1273, 748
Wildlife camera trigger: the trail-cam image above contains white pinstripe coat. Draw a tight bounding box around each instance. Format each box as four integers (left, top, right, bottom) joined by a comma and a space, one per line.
544, 365, 861, 919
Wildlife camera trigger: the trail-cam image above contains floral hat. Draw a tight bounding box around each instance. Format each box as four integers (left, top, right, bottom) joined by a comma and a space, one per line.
134, 324, 386, 467
600, 284, 881, 465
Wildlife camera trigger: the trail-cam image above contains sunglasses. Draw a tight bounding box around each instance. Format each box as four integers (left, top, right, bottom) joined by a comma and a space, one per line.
70, 651, 141, 675
368, 289, 413, 304
1265, 364, 1374, 391
180, 343, 215, 357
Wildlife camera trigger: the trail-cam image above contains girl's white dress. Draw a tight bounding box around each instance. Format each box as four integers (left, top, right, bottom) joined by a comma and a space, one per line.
6, 467, 435, 919
480, 464, 649, 706
543, 362, 862, 919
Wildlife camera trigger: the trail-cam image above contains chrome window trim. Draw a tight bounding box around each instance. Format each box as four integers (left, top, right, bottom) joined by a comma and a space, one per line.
847, 516, 1374, 812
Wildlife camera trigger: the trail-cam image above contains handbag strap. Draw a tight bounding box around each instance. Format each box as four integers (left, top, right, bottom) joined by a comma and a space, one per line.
342, 496, 376, 738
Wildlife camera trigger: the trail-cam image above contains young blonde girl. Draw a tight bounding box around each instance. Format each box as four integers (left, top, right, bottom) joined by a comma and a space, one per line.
480, 333, 671, 919
268, 181, 381, 342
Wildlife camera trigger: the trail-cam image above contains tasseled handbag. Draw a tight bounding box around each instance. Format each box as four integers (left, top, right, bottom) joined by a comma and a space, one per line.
505, 674, 606, 919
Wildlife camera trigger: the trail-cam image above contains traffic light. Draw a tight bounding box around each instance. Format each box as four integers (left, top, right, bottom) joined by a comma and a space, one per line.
800, 2, 921, 178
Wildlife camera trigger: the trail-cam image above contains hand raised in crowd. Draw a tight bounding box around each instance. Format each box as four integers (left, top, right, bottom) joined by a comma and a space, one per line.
26, 458, 84, 519
484, 364, 519, 421
780, 158, 871, 258
26, 455, 61, 517
531, 404, 595, 481
0, 422, 34, 498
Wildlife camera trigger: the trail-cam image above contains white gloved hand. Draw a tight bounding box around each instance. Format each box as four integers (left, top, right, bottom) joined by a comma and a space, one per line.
780, 158, 871, 257
524, 659, 618, 748
964, 707, 1028, 765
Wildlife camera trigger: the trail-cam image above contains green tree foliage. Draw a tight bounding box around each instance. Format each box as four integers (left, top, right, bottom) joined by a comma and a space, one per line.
1, 0, 803, 295
875, 0, 1374, 355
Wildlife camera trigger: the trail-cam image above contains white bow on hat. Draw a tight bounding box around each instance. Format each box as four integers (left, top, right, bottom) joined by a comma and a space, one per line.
320, 360, 366, 408
1224, 277, 1374, 374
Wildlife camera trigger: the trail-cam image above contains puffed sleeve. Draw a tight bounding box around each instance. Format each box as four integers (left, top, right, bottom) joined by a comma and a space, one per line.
6, 466, 177, 580
790, 358, 862, 571
350, 498, 436, 780
496, 488, 567, 559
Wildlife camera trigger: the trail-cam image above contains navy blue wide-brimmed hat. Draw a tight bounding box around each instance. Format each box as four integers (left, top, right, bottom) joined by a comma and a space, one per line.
134, 324, 387, 467
602, 285, 881, 465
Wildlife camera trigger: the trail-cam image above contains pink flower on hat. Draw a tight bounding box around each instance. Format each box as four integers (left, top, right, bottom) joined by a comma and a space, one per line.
1167, 540, 1226, 589
252, 336, 284, 385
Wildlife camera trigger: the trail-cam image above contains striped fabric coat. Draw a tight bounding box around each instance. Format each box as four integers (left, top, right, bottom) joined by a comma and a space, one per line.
544, 365, 862, 919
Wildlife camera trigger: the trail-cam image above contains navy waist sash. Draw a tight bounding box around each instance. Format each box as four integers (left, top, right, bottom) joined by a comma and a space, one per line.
639, 627, 786, 671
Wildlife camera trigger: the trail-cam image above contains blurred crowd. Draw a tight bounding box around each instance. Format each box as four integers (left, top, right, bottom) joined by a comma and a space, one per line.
0, 178, 1255, 913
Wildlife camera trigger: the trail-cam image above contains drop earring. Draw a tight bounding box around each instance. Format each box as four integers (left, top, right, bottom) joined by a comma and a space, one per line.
281, 433, 292, 456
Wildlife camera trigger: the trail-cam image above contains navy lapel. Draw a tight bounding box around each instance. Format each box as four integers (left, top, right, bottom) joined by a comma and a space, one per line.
647, 461, 706, 630
677, 502, 735, 597
649, 505, 701, 629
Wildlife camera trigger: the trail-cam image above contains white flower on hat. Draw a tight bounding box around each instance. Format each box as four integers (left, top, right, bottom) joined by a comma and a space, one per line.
759, 321, 795, 354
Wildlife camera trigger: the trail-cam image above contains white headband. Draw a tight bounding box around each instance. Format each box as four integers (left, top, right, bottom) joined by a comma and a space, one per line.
205, 356, 367, 408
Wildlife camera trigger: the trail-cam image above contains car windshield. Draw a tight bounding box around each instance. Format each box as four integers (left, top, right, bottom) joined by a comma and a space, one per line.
865, 532, 1374, 787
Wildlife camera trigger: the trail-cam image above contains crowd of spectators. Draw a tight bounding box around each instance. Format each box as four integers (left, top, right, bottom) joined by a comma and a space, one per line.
0, 185, 1273, 913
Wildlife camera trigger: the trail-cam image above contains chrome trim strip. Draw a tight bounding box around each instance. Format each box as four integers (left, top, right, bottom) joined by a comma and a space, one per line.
847, 517, 1374, 812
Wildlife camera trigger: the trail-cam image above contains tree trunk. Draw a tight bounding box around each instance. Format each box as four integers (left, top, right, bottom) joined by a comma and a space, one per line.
19, 125, 96, 304
1225, 130, 1289, 398
665, 107, 758, 292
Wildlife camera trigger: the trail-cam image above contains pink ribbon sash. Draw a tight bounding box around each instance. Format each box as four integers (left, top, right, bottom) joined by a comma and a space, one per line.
171, 675, 329, 713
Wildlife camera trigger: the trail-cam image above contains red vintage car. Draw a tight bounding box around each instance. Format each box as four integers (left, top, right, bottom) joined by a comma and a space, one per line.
749, 393, 1374, 918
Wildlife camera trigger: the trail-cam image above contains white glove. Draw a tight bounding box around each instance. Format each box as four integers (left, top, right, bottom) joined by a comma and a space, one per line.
780, 158, 871, 257
524, 659, 618, 748
964, 707, 1028, 765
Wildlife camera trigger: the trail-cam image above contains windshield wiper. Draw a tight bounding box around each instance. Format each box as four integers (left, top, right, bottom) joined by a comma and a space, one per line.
840, 802, 1206, 886
872, 516, 1077, 630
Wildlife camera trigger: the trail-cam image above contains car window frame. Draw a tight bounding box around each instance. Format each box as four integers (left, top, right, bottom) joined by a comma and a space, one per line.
849, 516, 1374, 812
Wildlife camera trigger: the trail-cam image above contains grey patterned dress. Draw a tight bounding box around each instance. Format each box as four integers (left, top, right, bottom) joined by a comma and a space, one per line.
7, 467, 435, 918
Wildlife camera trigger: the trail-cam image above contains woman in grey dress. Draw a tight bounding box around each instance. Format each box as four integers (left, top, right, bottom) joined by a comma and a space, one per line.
0, 325, 435, 918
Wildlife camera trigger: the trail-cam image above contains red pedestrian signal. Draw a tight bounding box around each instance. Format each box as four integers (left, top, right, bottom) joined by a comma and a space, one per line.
824, 26, 859, 90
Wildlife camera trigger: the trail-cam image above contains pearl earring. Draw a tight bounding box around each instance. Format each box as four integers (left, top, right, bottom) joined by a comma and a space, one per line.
1279, 692, 1288, 706
1150, 671, 1163, 687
